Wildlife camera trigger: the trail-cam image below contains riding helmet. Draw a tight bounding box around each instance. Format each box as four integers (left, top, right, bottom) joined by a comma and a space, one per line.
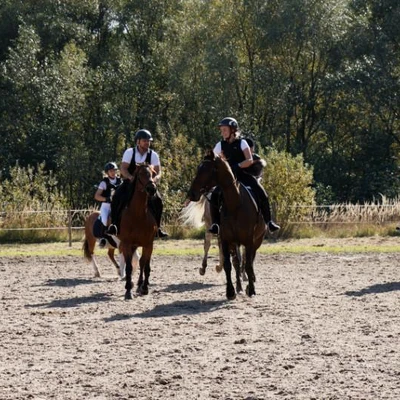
104, 162, 118, 172
134, 129, 153, 142
218, 117, 239, 130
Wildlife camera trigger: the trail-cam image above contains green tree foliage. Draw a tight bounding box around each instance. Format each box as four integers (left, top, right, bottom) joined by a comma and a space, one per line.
0, 0, 399, 215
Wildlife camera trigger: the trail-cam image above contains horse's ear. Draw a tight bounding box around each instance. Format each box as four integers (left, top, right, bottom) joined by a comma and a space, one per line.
204, 148, 215, 161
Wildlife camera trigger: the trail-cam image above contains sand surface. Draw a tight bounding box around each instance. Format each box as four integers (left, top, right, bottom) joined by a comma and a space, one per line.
0, 241, 399, 399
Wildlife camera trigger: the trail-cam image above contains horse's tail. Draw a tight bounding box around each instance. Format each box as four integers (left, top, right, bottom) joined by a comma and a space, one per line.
83, 239, 92, 261
179, 195, 207, 228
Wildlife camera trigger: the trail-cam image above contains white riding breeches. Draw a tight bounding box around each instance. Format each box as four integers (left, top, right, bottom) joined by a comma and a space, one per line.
100, 202, 111, 226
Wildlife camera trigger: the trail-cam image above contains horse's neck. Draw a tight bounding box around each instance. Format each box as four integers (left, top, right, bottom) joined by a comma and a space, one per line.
217, 170, 241, 212
129, 190, 149, 217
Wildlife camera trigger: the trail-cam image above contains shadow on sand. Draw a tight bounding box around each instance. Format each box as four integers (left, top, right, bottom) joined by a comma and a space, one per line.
104, 298, 227, 322
344, 281, 400, 297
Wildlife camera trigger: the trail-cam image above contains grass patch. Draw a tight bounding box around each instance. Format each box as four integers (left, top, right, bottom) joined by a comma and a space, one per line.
1, 237, 400, 257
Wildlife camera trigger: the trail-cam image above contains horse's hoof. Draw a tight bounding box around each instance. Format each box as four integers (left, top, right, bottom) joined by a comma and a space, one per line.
125, 291, 133, 300
245, 285, 256, 297
138, 286, 149, 296
120, 275, 126, 281
226, 293, 236, 301
199, 267, 206, 276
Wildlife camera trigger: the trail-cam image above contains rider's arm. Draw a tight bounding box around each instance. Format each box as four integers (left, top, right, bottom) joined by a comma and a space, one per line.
94, 182, 109, 202
238, 143, 253, 169
120, 161, 134, 181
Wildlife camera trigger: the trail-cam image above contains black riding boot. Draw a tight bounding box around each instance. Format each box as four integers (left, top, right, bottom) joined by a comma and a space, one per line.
260, 198, 280, 232
148, 193, 169, 238
208, 187, 221, 235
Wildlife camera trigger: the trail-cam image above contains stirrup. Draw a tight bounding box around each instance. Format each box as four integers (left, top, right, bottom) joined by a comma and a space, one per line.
99, 238, 107, 249
268, 221, 280, 232
157, 228, 169, 238
208, 223, 220, 235
107, 224, 118, 235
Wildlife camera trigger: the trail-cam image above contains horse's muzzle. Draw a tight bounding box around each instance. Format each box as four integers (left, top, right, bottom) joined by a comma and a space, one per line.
187, 188, 201, 202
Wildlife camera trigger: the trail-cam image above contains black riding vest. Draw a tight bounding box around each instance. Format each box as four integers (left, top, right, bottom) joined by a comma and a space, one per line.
101, 177, 122, 198
221, 139, 246, 166
128, 147, 153, 174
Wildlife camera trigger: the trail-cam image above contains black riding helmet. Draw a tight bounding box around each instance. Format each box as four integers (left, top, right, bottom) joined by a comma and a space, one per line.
218, 117, 239, 130
134, 129, 153, 142
104, 162, 118, 172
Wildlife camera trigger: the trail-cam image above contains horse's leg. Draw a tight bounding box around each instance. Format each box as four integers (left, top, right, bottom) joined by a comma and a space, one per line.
200, 231, 212, 275
222, 241, 236, 300
91, 254, 101, 278
215, 235, 224, 273
107, 249, 120, 277
231, 245, 243, 293
241, 246, 248, 282
244, 246, 256, 297
118, 251, 126, 280
124, 247, 134, 300
137, 246, 152, 296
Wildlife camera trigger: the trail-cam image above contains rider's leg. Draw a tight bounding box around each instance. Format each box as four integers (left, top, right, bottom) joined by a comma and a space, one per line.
242, 174, 280, 232
148, 192, 169, 238
99, 203, 111, 247
208, 186, 221, 235
107, 180, 129, 235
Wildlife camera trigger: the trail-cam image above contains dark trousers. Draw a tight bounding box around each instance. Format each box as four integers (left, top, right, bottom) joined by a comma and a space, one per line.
209, 170, 273, 225
110, 180, 163, 229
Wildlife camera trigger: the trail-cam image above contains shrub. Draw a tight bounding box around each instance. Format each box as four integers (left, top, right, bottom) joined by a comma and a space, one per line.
260, 148, 316, 237
0, 163, 68, 241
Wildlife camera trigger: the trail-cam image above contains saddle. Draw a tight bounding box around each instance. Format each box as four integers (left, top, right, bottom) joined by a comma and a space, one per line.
93, 216, 105, 238
93, 216, 118, 248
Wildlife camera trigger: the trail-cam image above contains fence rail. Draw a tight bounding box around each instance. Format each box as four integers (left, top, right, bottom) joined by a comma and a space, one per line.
1, 206, 400, 246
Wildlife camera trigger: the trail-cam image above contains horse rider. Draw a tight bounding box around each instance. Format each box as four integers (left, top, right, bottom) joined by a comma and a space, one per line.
107, 129, 169, 238
94, 161, 122, 248
208, 117, 280, 235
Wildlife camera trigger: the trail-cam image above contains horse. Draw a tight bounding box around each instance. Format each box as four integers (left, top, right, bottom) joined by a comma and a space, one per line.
83, 211, 139, 279
179, 195, 248, 280
118, 163, 158, 300
187, 150, 266, 299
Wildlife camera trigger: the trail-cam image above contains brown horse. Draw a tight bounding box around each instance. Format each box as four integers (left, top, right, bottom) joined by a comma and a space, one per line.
118, 163, 158, 299
187, 150, 266, 299
83, 211, 139, 279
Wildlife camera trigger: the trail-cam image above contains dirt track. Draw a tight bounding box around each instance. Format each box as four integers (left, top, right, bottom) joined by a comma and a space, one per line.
0, 250, 399, 399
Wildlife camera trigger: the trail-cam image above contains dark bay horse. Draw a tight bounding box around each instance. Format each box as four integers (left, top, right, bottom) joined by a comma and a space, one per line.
83, 211, 139, 278
187, 151, 266, 299
118, 163, 158, 299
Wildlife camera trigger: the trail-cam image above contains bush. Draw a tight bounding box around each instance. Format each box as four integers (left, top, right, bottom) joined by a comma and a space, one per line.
0, 163, 68, 241
260, 148, 316, 237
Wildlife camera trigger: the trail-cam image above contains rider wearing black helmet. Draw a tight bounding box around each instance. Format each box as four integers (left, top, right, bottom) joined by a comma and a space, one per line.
94, 161, 122, 248
208, 117, 280, 235
107, 129, 168, 238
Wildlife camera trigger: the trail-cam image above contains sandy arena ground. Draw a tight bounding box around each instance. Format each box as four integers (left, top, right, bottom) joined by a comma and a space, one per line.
0, 242, 399, 399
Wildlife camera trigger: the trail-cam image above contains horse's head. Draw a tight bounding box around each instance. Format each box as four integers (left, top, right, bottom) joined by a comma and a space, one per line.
187, 150, 218, 201
134, 163, 157, 196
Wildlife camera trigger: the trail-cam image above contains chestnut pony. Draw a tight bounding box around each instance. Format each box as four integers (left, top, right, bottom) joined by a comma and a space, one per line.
187, 151, 266, 299
83, 211, 139, 279
119, 163, 158, 299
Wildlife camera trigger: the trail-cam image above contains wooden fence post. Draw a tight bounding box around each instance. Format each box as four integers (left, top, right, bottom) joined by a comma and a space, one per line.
68, 209, 72, 247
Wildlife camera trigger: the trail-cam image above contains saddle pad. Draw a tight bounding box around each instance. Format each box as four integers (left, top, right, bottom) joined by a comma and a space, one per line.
93, 216, 105, 238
